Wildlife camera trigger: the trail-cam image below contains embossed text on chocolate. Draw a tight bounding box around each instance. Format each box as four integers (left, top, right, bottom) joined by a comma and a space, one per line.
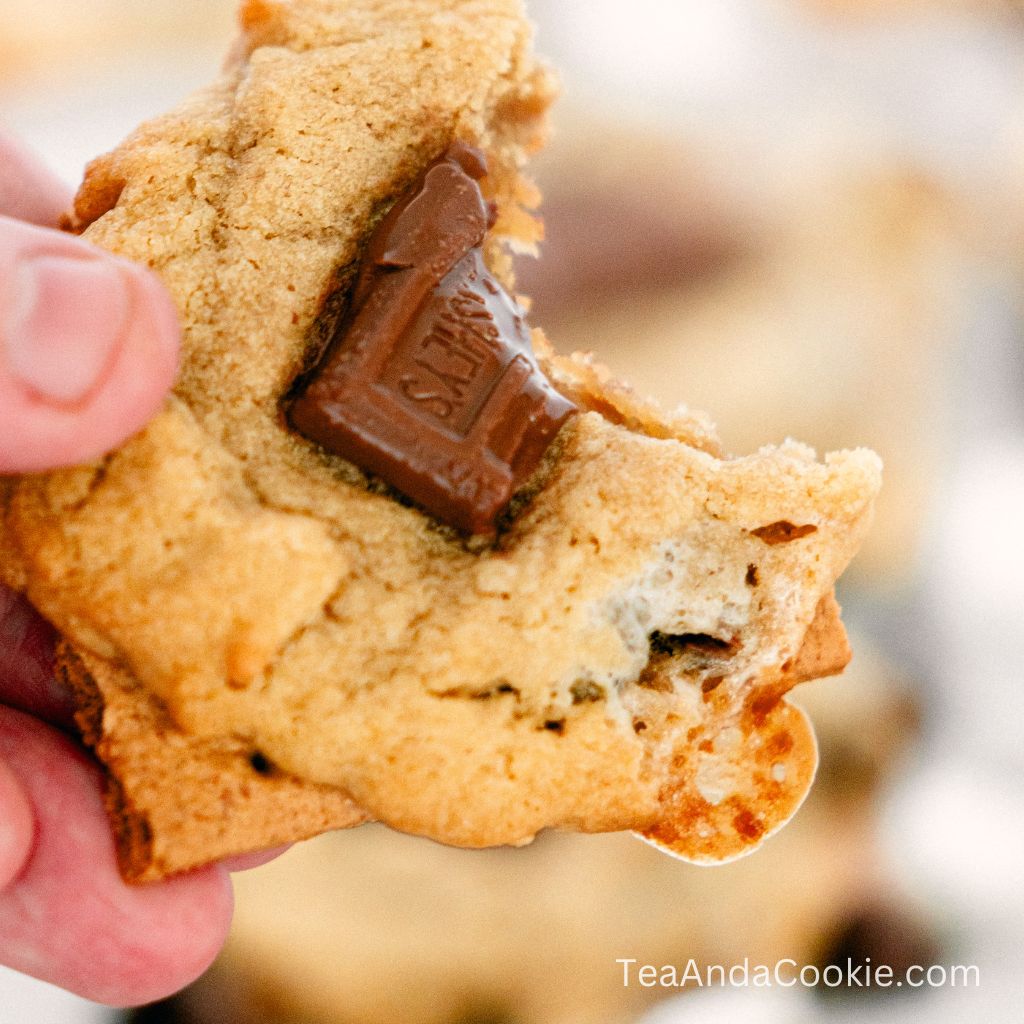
289, 142, 576, 534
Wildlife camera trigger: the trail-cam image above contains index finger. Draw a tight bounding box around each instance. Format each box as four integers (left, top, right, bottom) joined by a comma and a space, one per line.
0, 133, 73, 228
0, 585, 75, 729
0, 706, 234, 1005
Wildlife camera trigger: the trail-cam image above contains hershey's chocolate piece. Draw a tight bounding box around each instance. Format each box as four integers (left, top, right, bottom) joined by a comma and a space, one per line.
289, 142, 577, 535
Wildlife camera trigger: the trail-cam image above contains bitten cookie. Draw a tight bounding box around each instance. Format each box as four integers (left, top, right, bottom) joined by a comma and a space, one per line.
0, 0, 880, 881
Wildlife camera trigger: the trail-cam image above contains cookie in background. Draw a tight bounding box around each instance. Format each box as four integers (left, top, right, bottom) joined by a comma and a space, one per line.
0, 0, 235, 85
519, 122, 964, 588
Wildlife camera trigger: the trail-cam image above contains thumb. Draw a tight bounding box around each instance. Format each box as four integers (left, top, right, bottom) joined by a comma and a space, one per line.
0, 756, 33, 890
0, 216, 179, 473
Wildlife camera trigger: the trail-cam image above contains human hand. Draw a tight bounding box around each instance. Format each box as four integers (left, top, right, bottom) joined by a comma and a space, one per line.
0, 133, 282, 1006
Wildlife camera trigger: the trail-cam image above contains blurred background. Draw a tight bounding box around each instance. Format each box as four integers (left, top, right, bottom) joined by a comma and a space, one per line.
1, 0, 1023, 1021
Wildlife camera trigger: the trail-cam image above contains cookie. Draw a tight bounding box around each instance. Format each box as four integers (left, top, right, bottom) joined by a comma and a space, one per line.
129, 633, 920, 1024
0, 0, 880, 880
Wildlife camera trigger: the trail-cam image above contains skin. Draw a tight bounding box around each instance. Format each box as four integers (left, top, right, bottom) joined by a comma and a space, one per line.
0, 134, 286, 1006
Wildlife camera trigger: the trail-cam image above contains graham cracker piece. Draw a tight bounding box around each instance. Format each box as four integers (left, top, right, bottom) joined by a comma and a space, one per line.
57, 643, 368, 882
788, 590, 851, 684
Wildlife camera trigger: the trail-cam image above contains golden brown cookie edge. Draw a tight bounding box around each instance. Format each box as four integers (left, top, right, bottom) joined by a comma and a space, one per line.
57, 642, 369, 883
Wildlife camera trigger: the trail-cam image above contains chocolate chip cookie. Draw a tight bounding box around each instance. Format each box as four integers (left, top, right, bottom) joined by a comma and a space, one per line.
0, 0, 880, 880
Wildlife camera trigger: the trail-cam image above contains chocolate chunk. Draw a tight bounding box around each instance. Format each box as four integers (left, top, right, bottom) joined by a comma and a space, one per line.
289, 143, 577, 535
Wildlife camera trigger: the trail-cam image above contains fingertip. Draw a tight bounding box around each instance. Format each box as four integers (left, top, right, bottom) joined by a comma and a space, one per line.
220, 844, 292, 873
75, 258, 183, 460
0, 757, 34, 892
0, 135, 73, 228
0, 709, 235, 1007
0, 220, 181, 473
123, 261, 182, 393
106, 864, 235, 1006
